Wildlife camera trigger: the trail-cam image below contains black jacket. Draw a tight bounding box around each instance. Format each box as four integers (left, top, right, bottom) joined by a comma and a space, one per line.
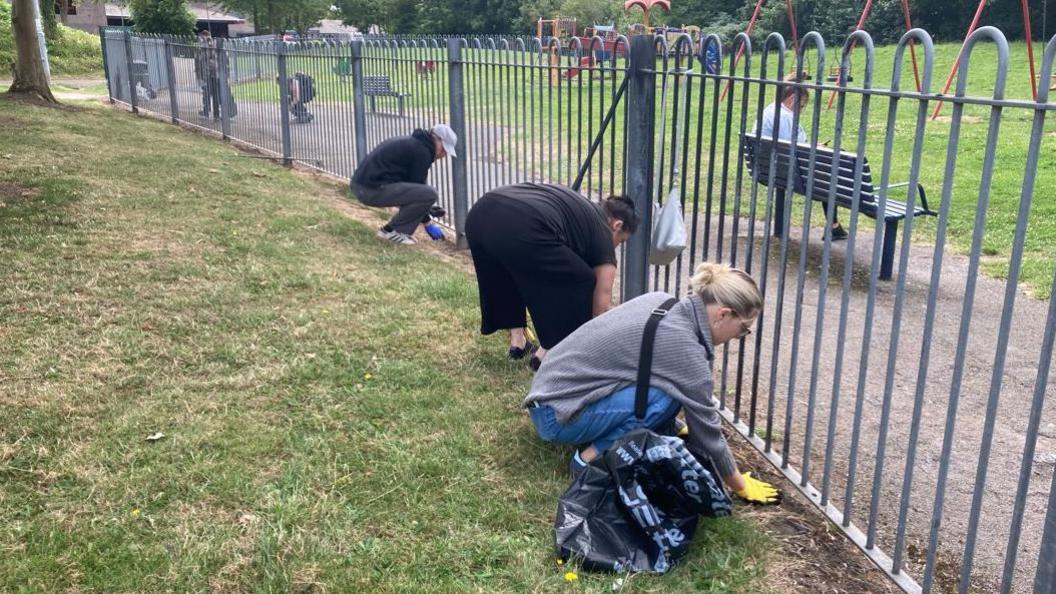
350, 129, 436, 189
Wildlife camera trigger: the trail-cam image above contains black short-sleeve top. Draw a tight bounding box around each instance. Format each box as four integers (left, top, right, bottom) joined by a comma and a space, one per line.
489, 183, 617, 268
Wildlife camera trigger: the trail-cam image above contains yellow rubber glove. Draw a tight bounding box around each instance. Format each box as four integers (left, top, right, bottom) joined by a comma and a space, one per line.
735, 472, 781, 505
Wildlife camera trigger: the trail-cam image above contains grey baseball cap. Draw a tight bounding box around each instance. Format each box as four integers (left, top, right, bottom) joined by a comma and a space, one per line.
431, 124, 457, 158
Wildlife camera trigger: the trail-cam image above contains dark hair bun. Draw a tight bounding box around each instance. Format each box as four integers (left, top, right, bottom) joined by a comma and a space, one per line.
602, 195, 639, 234
611, 195, 635, 211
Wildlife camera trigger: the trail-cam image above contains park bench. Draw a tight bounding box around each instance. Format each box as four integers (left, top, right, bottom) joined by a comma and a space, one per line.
742, 134, 935, 280
362, 75, 411, 116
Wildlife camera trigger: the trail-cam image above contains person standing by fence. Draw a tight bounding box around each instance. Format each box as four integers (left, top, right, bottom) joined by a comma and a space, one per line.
349, 125, 457, 245
524, 262, 781, 505
465, 183, 637, 370
195, 30, 221, 120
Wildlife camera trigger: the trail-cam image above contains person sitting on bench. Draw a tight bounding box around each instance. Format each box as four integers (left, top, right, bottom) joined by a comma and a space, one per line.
755, 72, 846, 241
349, 125, 457, 245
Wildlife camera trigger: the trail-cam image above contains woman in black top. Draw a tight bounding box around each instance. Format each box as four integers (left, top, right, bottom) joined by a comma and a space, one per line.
465, 183, 638, 369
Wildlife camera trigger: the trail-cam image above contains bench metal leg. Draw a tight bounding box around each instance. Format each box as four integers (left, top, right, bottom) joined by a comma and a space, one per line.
773, 188, 787, 238
398, 96, 404, 117
880, 219, 899, 281
369, 96, 376, 113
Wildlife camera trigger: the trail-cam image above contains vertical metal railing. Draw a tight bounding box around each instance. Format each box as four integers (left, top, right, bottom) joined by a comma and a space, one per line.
100, 29, 1056, 594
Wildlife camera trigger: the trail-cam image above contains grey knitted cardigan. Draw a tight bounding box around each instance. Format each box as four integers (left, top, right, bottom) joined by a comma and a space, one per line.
524, 291, 737, 479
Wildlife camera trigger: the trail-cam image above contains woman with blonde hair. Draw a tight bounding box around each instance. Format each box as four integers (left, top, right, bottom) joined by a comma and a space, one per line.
524, 262, 781, 504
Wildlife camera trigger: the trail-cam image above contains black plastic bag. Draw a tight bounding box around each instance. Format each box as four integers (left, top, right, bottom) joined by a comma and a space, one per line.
554, 429, 733, 573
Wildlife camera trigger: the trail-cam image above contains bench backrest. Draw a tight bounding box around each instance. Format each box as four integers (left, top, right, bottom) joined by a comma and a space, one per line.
362, 75, 395, 94
743, 135, 876, 204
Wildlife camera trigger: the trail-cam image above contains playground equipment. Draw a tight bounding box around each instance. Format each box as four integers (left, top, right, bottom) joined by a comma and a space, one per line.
623, 0, 671, 30
719, 0, 921, 105
719, 0, 794, 101
537, 16, 577, 42
930, 0, 1040, 118
818, 0, 1040, 115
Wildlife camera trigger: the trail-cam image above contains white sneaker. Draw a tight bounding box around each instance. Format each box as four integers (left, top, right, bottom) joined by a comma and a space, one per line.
377, 228, 417, 245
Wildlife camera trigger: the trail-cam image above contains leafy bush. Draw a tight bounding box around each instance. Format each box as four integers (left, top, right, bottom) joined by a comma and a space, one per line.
129, 0, 196, 36
0, 2, 103, 77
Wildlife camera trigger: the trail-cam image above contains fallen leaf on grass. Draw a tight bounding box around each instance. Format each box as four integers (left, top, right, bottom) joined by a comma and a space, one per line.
145, 432, 165, 442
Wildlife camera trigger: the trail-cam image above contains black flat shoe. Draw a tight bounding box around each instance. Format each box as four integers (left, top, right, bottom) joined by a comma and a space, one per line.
828, 223, 848, 241
508, 342, 537, 360
529, 354, 543, 372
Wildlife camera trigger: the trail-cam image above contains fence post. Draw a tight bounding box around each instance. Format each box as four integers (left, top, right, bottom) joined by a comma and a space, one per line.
123, 29, 138, 113
217, 38, 232, 140
163, 36, 178, 123
446, 38, 470, 249
623, 35, 657, 299
99, 27, 114, 104
350, 40, 368, 166
276, 43, 294, 166
1037, 484, 1056, 593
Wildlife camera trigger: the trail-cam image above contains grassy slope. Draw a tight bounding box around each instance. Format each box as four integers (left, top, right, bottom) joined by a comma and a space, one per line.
0, 97, 770, 592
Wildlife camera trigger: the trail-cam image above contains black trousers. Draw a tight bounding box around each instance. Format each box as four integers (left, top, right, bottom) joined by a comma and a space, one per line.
350, 181, 437, 234
201, 76, 221, 118
466, 195, 595, 349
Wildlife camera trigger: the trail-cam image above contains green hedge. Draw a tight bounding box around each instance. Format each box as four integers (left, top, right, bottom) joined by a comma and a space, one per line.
0, 3, 104, 78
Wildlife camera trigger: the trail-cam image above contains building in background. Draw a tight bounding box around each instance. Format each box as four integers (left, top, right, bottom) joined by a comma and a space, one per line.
47, 2, 254, 37
307, 19, 359, 41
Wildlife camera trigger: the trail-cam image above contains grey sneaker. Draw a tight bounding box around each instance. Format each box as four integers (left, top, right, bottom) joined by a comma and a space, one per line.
377, 228, 417, 245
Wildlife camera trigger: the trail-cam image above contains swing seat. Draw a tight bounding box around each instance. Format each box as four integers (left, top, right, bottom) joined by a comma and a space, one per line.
827, 65, 853, 83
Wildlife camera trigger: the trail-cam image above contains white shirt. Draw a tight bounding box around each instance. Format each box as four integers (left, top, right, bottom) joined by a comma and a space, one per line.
754, 101, 807, 144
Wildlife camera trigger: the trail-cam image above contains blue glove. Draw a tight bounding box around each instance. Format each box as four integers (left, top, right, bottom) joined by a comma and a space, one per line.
424, 223, 445, 241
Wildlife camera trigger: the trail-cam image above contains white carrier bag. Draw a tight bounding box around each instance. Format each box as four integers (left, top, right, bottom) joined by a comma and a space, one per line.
649, 68, 691, 266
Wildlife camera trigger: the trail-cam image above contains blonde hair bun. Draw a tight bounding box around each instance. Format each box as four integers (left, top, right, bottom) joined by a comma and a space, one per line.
689, 262, 762, 318
690, 262, 723, 293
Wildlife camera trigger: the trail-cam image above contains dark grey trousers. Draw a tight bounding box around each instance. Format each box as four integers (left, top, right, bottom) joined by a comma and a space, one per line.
350, 181, 438, 234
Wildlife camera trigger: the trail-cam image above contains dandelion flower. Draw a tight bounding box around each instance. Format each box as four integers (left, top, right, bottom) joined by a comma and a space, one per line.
564, 571, 578, 582
556, 559, 564, 566
131, 509, 141, 518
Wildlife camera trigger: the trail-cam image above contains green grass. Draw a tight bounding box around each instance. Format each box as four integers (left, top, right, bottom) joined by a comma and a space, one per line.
222, 39, 1056, 297
0, 96, 773, 592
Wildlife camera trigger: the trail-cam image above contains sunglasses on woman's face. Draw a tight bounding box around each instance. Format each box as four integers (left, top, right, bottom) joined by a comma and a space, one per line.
737, 317, 753, 338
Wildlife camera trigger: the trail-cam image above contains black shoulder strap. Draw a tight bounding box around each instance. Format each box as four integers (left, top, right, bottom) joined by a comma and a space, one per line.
635, 297, 679, 419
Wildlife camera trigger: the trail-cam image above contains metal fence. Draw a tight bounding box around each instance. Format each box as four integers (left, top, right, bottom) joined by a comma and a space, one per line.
101, 26, 1056, 594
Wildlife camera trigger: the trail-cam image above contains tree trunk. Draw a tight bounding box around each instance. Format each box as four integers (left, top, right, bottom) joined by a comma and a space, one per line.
60, 0, 69, 24
8, 0, 57, 102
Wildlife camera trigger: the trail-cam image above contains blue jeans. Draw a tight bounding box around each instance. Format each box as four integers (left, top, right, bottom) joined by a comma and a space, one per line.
530, 386, 682, 454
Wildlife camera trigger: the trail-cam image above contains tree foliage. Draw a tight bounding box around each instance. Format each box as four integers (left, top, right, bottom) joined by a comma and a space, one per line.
128, 0, 196, 35
218, 0, 332, 35
38, 0, 58, 40
325, 0, 1056, 41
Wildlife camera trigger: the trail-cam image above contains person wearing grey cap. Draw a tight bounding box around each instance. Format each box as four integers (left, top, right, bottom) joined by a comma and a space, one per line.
350, 124, 457, 245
